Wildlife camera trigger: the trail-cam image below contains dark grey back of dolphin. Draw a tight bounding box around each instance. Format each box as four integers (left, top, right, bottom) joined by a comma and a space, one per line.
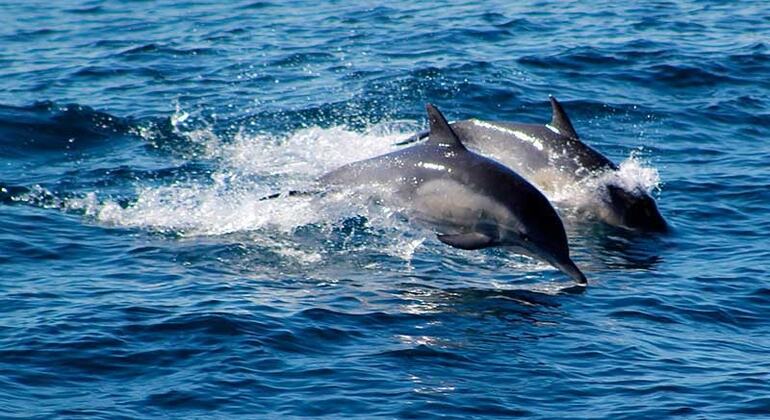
397, 97, 667, 232
321, 104, 587, 285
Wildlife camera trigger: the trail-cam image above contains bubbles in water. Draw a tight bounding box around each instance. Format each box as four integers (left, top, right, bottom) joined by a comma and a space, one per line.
548, 151, 662, 212
603, 151, 662, 195
58, 113, 663, 275
72, 120, 421, 241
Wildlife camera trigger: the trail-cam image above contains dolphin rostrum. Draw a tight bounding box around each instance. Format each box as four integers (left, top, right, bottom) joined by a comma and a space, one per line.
320, 104, 587, 285
397, 97, 667, 232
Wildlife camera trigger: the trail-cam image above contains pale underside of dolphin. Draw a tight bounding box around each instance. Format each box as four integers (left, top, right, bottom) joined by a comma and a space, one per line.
397, 97, 667, 232
319, 103, 587, 285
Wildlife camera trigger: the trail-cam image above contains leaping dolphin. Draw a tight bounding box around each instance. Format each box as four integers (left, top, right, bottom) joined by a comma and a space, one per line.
320, 104, 587, 285
397, 97, 667, 232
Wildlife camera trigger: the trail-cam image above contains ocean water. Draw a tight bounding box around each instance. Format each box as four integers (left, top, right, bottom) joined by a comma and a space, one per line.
1, 0, 769, 417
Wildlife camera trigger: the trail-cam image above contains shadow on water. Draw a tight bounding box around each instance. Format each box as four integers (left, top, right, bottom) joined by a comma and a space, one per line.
571, 221, 672, 271
394, 280, 575, 324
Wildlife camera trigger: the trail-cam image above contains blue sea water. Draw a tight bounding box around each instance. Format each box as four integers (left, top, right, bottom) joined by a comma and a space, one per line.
1, 0, 769, 417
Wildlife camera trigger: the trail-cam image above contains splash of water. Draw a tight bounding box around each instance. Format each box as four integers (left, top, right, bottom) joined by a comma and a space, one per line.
70, 119, 421, 239
548, 151, 662, 212
48, 113, 663, 270
601, 151, 662, 195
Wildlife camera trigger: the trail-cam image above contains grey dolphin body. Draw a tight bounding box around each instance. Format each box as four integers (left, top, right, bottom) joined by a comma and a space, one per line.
398, 97, 667, 232
320, 104, 587, 285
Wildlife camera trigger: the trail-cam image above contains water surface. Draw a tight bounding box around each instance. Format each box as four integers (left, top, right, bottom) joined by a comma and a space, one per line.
1, 1, 769, 417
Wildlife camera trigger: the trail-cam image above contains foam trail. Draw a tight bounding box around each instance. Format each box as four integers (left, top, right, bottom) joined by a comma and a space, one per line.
546, 151, 661, 212
69, 122, 421, 238
61, 117, 663, 274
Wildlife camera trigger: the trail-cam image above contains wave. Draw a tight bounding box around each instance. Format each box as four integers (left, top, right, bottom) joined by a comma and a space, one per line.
79, 118, 409, 235
0, 101, 666, 277
0, 101, 134, 156
551, 151, 662, 208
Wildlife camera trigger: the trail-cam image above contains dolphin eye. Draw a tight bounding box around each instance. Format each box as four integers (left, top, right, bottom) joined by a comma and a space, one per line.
521, 234, 530, 242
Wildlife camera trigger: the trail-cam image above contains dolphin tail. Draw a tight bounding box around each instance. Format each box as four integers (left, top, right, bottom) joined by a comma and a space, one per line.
258, 190, 320, 201
393, 106, 463, 147
394, 129, 430, 146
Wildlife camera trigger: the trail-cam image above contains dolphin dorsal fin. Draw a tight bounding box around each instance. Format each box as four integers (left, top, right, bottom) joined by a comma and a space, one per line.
426, 104, 466, 149
549, 96, 579, 140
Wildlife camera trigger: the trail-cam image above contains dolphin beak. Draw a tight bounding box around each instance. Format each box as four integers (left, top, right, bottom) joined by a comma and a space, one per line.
553, 259, 588, 286
511, 243, 588, 286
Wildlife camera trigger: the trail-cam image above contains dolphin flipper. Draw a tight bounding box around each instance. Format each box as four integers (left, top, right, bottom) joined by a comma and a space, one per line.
437, 232, 494, 250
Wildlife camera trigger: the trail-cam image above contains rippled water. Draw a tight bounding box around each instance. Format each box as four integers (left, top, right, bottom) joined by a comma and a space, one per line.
2, 1, 769, 417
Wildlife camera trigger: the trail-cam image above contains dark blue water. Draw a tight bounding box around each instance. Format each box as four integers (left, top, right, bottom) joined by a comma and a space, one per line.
2, 1, 770, 417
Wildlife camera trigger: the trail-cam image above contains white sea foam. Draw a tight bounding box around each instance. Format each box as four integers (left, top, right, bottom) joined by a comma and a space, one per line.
600, 151, 662, 195
68, 120, 419, 239
546, 151, 661, 212
62, 116, 662, 271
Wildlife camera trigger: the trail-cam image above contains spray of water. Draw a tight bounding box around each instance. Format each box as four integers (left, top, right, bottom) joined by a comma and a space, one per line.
73, 125, 397, 224
56, 110, 661, 271
546, 149, 661, 219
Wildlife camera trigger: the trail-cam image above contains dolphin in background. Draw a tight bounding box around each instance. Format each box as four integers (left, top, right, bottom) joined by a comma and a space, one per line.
397, 97, 667, 232
320, 104, 587, 285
